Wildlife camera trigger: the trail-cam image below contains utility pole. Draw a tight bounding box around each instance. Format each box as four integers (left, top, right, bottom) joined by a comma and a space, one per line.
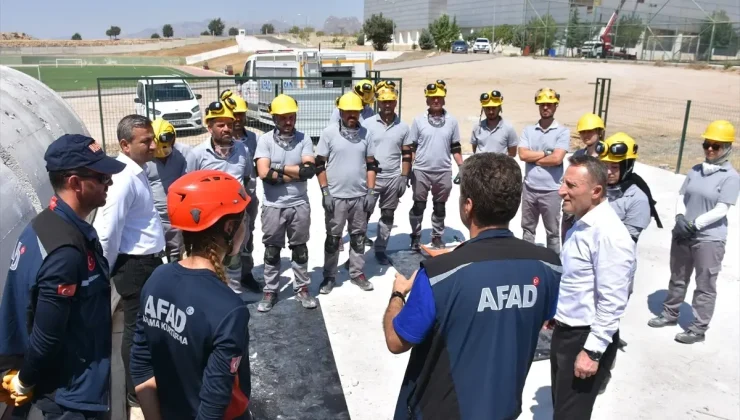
491, 1, 496, 45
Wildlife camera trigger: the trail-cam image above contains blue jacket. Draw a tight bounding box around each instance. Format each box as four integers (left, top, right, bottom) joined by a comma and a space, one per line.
392, 229, 561, 420
130, 263, 251, 420
0, 196, 111, 412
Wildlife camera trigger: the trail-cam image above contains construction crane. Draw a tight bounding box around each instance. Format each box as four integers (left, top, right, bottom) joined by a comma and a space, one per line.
581, 0, 636, 59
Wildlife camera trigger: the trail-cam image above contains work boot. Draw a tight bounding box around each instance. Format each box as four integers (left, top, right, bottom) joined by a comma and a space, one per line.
431, 236, 444, 249
364, 235, 374, 247
127, 392, 140, 408
647, 315, 678, 328
351, 274, 374, 291
295, 287, 318, 309
675, 330, 705, 344
375, 250, 390, 265
410, 235, 421, 251
319, 277, 336, 294
257, 291, 277, 312
240, 272, 263, 294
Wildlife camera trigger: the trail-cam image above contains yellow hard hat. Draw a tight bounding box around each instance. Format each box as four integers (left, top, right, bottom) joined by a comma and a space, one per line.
337, 92, 364, 111
376, 87, 398, 102
268, 94, 298, 115
480, 90, 503, 107
231, 94, 248, 113
354, 79, 375, 105
152, 118, 176, 159
204, 100, 235, 123
577, 113, 605, 132
424, 80, 447, 97
597, 132, 638, 163
534, 88, 560, 104
702, 120, 735, 143
375, 80, 397, 91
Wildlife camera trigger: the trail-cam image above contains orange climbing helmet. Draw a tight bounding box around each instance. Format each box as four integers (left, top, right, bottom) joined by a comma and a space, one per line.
167, 169, 250, 232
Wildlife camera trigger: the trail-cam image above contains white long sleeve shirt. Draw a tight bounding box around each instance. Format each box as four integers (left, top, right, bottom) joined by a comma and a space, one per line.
555, 199, 636, 353
93, 153, 165, 271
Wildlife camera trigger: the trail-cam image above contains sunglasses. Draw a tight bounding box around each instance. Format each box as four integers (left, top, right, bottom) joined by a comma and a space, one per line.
595, 141, 635, 157
480, 90, 503, 101
157, 131, 176, 143
67, 171, 112, 185
702, 141, 724, 151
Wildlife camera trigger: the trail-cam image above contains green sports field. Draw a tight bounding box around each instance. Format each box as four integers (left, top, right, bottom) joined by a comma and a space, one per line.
8, 65, 192, 92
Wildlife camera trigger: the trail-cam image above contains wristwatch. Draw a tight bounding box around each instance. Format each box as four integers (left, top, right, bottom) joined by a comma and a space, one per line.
543, 149, 553, 157
390, 291, 406, 304
583, 349, 602, 362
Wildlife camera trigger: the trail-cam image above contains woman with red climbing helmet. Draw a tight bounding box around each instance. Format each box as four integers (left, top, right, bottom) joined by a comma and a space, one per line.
129, 169, 253, 420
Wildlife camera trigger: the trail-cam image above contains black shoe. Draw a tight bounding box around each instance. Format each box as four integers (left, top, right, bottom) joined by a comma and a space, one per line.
431, 236, 444, 249
675, 330, 705, 344
240, 272, 262, 293
351, 274, 374, 291
364, 236, 374, 247
410, 235, 421, 251
127, 392, 140, 408
319, 277, 336, 294
375, 251, 390, 265
257, 291, 277, 312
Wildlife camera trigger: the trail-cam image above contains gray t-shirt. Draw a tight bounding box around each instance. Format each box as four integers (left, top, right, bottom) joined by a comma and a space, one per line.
236, 129, 258, 196
363, 114, 412, 179
409, 111, 461, 172
145, 143, 189, 223
680, 162, 740, 242
316, 123, 375, 199
330, 105, 375, 124
607, 183, 651, 240
519, 121, 571, 191
187, 139, 254, 191
470, 118, 518, 154
254, 130, 314, 208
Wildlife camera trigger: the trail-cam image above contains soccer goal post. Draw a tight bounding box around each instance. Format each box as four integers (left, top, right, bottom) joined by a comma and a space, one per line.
55, 58, 84, 67
5, 64, 42, 82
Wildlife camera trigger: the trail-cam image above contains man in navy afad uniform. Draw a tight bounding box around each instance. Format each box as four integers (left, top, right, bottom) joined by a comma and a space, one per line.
383, 153, 561, 420
0, 134, 125, 419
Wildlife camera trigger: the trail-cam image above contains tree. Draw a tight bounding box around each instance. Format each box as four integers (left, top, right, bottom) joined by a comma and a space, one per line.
356, 31, 365, 46
201, 30, 211, 36
289, 26, 300, 35
418, 29, 435, 50
469, 24, 522, 46
428, 14, 460, 51
316, 30, 325, 36
613, 15, 643, 48
566, 9, 588, 49
71, 33, 82, 40
228, 27, 239, 36
260, 23, 275, 34
299, 30, 310, 42
698, 10, 740, 58
151, 33, 160, 39
162, 24, 174, 38
363, 13, 394, 51
105, 25, 121, 40
304, 26, 315, 33
208, 18, 225, 36
525, 14, 558, 53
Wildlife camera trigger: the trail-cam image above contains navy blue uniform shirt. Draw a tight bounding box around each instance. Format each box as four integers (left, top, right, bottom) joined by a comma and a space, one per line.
0, 196, 111, 412
393, 229, 561, 420
130, 263, 251, 420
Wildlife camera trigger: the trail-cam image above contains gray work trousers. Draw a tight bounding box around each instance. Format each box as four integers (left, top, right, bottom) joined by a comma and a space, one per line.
521, 184, 562, 254
662, 238, 726, 334
162, 220, 183, 262
373, 176, 402, 251
409, 169, 452, 238
261, 203, 311, 292
225, 212, 252, 281
324, 197, 368, 279
241, 193, 259, 270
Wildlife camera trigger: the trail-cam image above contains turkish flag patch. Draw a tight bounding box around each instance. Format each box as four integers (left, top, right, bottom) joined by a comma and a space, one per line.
230, 356, 242, 374
87, 251, 96, 271
533, 277, 540, 286
57, 284, 77, 296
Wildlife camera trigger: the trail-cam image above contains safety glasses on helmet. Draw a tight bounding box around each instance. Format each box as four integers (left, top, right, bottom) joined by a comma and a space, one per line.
480, 90, 503, 102
207, 101, 232, 117
219, 90, 237, 109
357, 83, 373, 93
702, 141, 723, 151
425, 80, 446, 94
157, 131, 176, 144
596, 141, 636, 157
376, 80, 396, 90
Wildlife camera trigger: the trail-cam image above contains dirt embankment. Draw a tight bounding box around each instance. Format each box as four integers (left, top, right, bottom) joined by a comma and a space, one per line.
0, 37, 184, 48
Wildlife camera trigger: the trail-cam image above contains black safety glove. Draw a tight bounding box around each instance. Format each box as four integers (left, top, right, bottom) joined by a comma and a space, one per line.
321, 186, 334, 213
672, 214, 697, 240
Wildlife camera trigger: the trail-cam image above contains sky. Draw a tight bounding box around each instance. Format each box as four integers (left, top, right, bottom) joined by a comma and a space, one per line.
0, 0, 363, 39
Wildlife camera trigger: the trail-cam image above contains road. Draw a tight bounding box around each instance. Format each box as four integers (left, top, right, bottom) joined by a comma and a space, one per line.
375, 52, 498, 71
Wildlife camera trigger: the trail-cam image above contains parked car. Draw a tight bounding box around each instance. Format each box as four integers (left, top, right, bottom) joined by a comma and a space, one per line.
472, 38, 492, 54
134, 77, 203, 132
451, 40, 468, 54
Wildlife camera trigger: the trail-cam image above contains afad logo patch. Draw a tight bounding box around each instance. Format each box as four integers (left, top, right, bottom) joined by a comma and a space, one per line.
230, 356, 242, 374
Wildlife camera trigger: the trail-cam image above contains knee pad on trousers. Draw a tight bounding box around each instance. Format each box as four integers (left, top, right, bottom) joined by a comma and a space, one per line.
349, 234, 365, 253
433, 202, 446, 218
324, 235, 341, 254
264, 245, 281, 265
380, 208, 395, 225
411, 201, 426, 216
290, 243, 309, 264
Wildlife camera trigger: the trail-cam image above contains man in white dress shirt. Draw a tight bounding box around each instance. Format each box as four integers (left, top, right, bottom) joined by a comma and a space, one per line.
93, 114, 165, 408
550, 154, 635, 420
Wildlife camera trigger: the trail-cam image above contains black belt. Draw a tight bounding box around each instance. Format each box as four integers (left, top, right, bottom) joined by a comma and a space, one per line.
124, 251, 165, 260
554, 320, 590, 330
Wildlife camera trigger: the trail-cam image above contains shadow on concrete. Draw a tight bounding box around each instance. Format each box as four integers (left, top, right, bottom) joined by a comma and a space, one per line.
530, 386, 553, 420
647, 289, 694, 330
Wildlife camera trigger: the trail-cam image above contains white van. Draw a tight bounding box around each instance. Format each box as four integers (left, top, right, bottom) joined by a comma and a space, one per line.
134, 77, 203, 131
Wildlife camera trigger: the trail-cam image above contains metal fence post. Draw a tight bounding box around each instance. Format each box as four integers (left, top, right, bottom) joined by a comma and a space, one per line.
96, 79, 106, 151
216, 79, 221, 98
676, 100, 692, 174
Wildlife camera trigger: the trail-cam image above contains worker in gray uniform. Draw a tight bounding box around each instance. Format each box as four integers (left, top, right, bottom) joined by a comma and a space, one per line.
470, 90, 518, 157
253, 94, 318, 312
363, 83, 412, 265
316, 92, 378, 294
186, 98, 262, 293
144, 118, 190, 262
649, 120, 739, 344
223, 90, 262, 291
329, 79, 376, 125
517, 88, 571, 253
408, 80, 464, 250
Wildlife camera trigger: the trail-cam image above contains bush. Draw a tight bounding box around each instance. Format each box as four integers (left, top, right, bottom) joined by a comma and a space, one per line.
356, 32, 365, 46
418, 29, 435, 50
151, 33, 160, 39
316, 31, 325, 37
71, 33, 82, 40
363, 13, 394, 51
412, 43, 418, 50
